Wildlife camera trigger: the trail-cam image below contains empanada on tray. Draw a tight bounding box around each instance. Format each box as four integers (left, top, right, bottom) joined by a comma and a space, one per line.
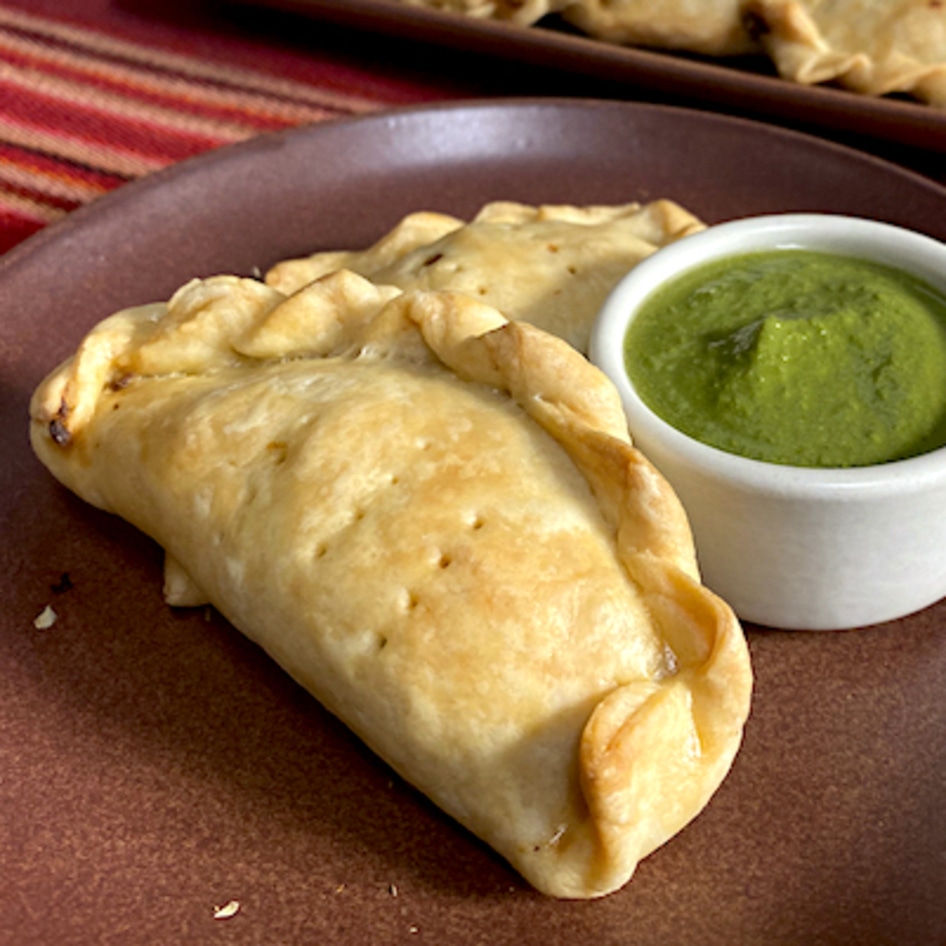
265, 199, 705, 353
559, 0, 760, 55
30, 271, 752, 899
397, 0, 760, 54
749, 0, 946, 107
396, 0, 946, 106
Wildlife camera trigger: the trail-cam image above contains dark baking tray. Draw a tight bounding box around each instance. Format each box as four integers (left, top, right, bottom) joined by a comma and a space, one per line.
232, 0, 946, 153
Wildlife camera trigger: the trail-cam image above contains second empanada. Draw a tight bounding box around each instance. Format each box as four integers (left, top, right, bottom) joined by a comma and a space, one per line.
265, 200, 705, 353
746, 0, 946, 105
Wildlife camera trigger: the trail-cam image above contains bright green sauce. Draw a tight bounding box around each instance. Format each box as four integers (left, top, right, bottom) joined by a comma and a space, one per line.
624, 249, 946, 467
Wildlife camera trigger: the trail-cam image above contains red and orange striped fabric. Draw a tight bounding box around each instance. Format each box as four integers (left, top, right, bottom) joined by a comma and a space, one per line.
0, 1, 469, 253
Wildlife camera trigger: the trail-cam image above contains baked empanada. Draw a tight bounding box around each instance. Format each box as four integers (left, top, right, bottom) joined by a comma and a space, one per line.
398, 0, 946, 106
396, 0, 759, 55
266, 200, 705, 353
396, 0, 565, 23
559, 0, 759, 56
30, 271, 752, 899
748, 0, 946, 106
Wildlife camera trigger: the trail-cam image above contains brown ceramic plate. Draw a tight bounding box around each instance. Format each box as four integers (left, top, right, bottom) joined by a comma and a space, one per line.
1, 100, 944, 945
234, 0, 946, 153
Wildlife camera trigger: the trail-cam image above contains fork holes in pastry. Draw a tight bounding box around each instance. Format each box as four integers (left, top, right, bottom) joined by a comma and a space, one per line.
438, 552, 452, 569
266, 440, 288, 464
314, 543, 328, 560
546, 243, 560, 253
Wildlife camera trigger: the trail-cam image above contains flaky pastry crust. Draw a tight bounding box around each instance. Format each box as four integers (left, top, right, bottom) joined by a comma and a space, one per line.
748, 0, 946, 107
265, 200, 705, 354
396, 0, 760, 54
30, 271, 752, 898
559, 0, 760, 55
396, 0, 946, 106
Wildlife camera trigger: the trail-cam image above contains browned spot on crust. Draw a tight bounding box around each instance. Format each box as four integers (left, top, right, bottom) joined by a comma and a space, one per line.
108, 373, 134, 391
46, 396, 76, 446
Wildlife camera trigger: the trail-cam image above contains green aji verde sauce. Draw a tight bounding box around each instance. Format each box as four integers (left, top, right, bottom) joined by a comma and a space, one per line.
624, 249, 946, 467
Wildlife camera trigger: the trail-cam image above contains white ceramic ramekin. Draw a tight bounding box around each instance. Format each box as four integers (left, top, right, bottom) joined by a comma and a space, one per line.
589, 213, 946, 630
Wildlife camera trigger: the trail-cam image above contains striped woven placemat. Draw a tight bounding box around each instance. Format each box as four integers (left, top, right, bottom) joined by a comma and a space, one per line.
0, 2, 465, 253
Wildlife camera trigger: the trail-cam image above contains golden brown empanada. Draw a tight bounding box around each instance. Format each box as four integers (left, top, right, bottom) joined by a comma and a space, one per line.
396, 0, 759, 54
398, 0, 946, 106
748, 0, 946, 106
266, 200, 704, 353
559, 0, 759, 55
397, 0, 565, 23
30, 271, 752, 899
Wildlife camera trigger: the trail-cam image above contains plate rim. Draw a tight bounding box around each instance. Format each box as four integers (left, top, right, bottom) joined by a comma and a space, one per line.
2, 94, 944, 944
3, 95, 946, 284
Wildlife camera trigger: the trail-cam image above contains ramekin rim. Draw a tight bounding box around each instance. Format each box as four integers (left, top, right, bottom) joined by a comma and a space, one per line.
588, 211, 946, 496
